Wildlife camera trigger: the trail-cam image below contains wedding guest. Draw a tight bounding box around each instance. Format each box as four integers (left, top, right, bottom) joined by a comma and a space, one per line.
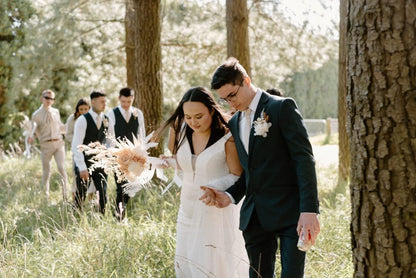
65, 98, 90, 149
154, 87, 248, 277
72, 90, 114, 214
266, 88, 283, 97
29, 89, 68, 200
65, 98, 96, 202
106, 87, 145, 221
204, 57, 320, 278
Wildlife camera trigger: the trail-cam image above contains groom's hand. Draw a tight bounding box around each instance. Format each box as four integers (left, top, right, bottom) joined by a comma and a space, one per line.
297, 213, 320, 245
199, 186, 231, 208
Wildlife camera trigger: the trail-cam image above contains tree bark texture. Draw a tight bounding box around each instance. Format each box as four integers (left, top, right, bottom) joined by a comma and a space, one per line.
338, 0, 350, 184
133, 0, 163, 155
347, 1, 416, 277
125, 0, 136, 89
226, 0, 251, 76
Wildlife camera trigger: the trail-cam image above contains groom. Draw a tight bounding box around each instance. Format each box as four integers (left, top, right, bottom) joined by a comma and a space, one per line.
204, 57, 320, 278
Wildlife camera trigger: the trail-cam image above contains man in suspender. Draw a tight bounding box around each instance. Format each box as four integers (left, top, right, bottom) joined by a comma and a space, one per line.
107, 87, 146, 220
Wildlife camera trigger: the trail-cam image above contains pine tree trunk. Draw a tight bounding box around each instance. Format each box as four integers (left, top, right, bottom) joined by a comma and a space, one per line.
338, 0, 350, 185
347, 1, 416, 277
226, 0, 251, 75
125, 0, 136, 89
133, 0, 163, 155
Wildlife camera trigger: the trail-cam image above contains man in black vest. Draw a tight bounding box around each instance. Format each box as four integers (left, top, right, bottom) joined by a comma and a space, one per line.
107, 87, 146, 220
72, 90, 115, 214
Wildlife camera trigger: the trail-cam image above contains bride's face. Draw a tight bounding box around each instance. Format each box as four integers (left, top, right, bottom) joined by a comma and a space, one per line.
183, 101, 213, 134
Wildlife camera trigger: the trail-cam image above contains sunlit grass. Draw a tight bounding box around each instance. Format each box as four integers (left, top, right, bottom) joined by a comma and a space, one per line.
0, 148, 352, 277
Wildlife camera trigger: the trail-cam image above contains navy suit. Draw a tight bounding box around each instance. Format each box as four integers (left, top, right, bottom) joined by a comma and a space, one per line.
226, 91, 319, 278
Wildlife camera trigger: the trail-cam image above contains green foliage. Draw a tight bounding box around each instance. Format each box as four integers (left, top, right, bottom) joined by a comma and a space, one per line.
0, 0, 35, 148
8, 0, 126, 122
1, 0, 339, 153
280, 58, 339, 118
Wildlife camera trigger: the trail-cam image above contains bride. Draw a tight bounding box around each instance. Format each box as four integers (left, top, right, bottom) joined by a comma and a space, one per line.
154, 87, 248, 277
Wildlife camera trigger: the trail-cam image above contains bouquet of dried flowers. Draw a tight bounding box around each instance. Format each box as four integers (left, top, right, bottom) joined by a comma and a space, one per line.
20, 115, 37, 158
77, 133, 167, 196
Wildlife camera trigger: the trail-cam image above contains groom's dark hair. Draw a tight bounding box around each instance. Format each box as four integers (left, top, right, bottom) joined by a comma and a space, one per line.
211, 57, 248, 90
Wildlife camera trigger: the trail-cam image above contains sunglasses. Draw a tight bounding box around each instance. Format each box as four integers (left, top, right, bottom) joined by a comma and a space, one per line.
43, 96, 55, 100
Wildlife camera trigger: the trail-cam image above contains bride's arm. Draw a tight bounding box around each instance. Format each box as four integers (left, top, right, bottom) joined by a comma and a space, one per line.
199, 136, 243, 206
225, 136, 242, 176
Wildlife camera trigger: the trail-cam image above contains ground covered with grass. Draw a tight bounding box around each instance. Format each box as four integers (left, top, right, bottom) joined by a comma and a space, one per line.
0, 141, 352, 277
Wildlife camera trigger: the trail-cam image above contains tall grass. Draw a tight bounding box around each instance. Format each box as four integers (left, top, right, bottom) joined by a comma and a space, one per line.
0, 148, 353, 277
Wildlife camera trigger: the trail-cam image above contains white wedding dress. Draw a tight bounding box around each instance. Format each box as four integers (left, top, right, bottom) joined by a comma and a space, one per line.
175, 132, 248, 278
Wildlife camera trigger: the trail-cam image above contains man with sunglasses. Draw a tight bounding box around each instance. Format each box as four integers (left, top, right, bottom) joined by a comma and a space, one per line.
204, 57, 320, 278
29, 89, 68, 201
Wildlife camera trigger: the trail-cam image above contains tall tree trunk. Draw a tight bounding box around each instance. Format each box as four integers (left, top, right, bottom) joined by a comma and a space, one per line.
0, 59, 10, 140
347, 1, 416, 277
226, 0, 251, 76
338, 0, 350, 186
133, 0, 163, 155
125, 0, 136, 89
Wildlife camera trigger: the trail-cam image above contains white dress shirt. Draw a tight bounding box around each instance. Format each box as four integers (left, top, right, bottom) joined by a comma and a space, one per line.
106, 105, 146, 141
72, 109, 115, 172
239, 89, 262, 145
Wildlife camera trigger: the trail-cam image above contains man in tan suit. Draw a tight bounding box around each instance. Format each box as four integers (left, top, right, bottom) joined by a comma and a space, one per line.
29, 89, 68, 200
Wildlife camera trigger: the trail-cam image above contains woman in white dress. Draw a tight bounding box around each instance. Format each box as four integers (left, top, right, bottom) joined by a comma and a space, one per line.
155, 87, 249, 277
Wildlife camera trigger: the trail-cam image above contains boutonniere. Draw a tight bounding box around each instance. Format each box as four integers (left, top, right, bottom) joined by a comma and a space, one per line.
102, 118, 109, 128
132, 109, 139, 119
253, 110, 272, 137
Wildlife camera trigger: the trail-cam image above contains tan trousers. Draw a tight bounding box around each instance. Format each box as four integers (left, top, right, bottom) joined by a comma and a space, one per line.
40, 140, 68, 200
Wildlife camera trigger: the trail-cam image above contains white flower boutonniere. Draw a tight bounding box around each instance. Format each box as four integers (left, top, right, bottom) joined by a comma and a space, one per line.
132, 109, 139, 119
253, 111, 272, 137
103, 118, 109, 128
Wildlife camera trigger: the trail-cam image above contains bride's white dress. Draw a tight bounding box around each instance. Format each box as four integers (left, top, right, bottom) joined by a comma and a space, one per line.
175, 133, 248, 278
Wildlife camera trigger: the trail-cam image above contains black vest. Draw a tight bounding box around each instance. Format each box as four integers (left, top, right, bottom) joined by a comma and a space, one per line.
113, 107, 139, 142
83, 112, 108, 167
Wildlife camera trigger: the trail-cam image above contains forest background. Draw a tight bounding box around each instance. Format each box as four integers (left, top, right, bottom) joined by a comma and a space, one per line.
0, 1, 349, 277
0, 0, 338, 148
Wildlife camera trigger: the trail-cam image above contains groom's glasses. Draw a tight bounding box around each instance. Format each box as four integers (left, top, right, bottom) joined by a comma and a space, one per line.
220, 79, 244, 103
43, 96, 55, 101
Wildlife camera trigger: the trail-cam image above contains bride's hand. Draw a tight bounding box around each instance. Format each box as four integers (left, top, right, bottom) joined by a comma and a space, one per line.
200, 186, 232, 208
156, 155, 175, 169
199, 187, 217, 206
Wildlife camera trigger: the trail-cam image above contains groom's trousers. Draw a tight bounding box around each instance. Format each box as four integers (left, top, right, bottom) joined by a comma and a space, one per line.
242, 210, 305, 278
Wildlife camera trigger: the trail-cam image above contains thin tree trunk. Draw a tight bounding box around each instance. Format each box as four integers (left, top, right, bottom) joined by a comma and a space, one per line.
338, 0, 350, 186
347, 0, 416, 277
133, 0, 163, 155
226, 0, 251, 76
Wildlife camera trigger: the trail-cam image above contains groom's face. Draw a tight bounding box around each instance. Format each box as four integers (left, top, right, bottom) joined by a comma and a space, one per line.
216, 80, 249, 112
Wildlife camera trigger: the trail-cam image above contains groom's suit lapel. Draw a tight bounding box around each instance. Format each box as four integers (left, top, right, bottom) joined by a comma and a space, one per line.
248, 92, 270, 156
232, 111, 249, 165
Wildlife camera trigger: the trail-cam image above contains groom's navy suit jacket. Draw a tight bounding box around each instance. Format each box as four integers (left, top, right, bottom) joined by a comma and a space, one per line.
227, 91, 319, 231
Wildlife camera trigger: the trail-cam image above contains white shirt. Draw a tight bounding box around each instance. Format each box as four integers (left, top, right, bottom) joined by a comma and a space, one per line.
239, 89, 262, 143
106, 105, 146, 141
32, 106, 64, 143
72, 109, 115, 172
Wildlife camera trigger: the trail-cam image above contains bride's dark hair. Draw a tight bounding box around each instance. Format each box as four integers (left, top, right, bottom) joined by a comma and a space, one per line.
153, 87, 229, 154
